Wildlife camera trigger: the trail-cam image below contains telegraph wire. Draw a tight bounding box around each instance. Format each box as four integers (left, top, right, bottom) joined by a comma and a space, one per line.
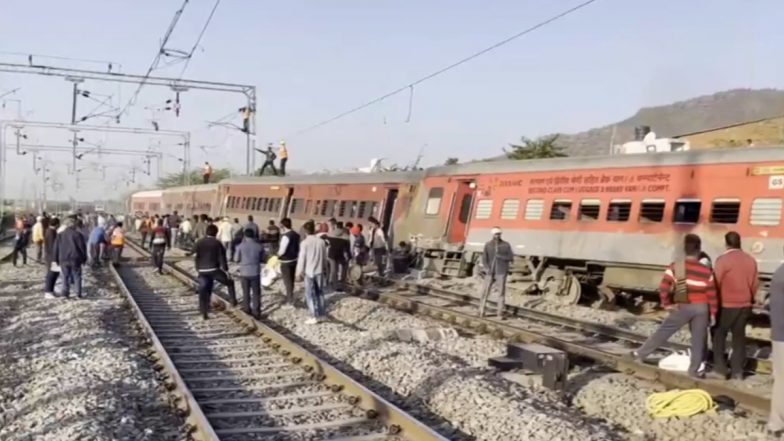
288, 0, 599, 137
115, 0, 190, 120
178, 0, 222, 79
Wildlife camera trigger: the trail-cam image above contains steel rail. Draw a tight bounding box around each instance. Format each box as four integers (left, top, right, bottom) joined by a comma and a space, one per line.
122, 238, 448, 441
393, 280, 773, 374
371, 280, 771, 416
108, 262, 219, 440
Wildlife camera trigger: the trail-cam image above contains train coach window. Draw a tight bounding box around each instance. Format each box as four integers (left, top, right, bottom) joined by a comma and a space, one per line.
549, 200, 572, 220
579, 199, 601, 221
349, 201, 358, 218
338, 201, 347, 217
673, 199, 701, 223
640, 199, 665, 223
358, 201, 367, 218
305, 200, 312, 215
290, 198, 302, 214
500, 199, 520, 220
524, 199, 544, 220
475, 199, 493, 219
425, 187, 444, 215
607, 200, 631, 221
750, 198, 783, 226
369, 201, 379, 218
710, 199, 740, 224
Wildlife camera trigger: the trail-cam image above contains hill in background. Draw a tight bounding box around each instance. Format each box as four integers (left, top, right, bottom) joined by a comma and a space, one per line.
533, 88, 784, 157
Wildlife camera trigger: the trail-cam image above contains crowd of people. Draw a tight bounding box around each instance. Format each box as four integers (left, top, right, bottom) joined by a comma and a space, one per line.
129, 211, 392, 325
9, 210, 780, 434
10, 211, 126, 299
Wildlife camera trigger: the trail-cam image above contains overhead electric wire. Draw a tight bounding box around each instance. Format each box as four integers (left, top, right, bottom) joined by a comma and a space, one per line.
289, 0, 599, 137
115, 0, 190, 119
178, 0, 221, 79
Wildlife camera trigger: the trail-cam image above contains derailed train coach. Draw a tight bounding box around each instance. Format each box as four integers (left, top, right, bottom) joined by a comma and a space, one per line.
407, 147, 784, 308
130, 146, 784, 308
217, 171, 423, 237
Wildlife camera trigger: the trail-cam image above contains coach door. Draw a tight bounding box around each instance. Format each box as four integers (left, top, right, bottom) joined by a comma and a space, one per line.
446, 180, 476, 244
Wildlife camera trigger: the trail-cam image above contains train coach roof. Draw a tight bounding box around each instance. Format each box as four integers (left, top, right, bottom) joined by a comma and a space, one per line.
427, 146, 784, 175
220, 170, 425, 185
131, 190, 163, 198
161, 183, 219, 193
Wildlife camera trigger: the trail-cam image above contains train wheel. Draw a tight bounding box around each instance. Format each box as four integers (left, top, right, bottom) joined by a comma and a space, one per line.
542, 272, 581, 305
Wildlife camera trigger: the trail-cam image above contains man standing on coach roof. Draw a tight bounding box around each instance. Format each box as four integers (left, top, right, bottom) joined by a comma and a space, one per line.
709, 231, 758, 380
202, 161, 213, 184
194, 223, 238, 319
478, 227, 514, 319
235, 228, 266, 319
631, 234, 718, 378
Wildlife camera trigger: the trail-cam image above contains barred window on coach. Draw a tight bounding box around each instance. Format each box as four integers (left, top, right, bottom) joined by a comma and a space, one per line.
579, 199, 601, 221
640, 199, 665, 223
709, 198, 740, 224
750, 198, 782, 226
524, 199, 544, 220
475, 199, 493, 220
607, 199, 632, 222
549, 199, 572, 221
673, 199, 701, 224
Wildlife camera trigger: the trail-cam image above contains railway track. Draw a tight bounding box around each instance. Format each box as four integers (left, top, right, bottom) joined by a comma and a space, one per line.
115, 241, 447, 441
368, 278, 773, 416
383, 280, 773, 374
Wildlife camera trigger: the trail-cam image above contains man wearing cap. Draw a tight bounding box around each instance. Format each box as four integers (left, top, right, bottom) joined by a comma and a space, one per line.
479, 227, 514, 318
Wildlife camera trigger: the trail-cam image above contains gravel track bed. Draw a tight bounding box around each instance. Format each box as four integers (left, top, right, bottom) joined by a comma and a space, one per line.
0, 261, 188, 441
174, 260, 619, 440
171, 256, 782, 441
128, 265, 392, 440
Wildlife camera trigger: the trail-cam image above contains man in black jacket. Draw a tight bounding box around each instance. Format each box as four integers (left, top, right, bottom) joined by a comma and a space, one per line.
277, 218, 300, 306
53, 217, 88, 299
43, 217, 60, 299
194, 223, 237, 319
326, 222, 351, 292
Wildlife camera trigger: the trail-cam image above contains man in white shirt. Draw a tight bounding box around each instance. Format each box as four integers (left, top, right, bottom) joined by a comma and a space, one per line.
367, 216, 387, 277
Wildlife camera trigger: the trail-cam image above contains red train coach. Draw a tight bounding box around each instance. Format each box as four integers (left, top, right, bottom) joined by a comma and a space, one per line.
218, 171, 423, 237
408, 147, 784, 307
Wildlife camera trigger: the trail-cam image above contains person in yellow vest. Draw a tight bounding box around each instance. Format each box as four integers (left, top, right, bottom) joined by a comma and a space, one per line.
202, 162, 213, 184
110, 221, 125, 266
32, 216, 46, 262
278, 140, 288, 177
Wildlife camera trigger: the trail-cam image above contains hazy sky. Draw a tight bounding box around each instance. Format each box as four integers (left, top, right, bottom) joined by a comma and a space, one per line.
1, 0, 782, 201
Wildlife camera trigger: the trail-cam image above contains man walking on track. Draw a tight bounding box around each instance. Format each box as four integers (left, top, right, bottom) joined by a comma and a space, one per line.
202, 161, 213, 184
149, 218, 170, 274
194, 224, 237, 319
768, 251, 784, 437
709, 231, 758, 380
631, 234, 717, 378
478, 227, 514, 319
53, 216, 88, 299
235, 228, 266, 319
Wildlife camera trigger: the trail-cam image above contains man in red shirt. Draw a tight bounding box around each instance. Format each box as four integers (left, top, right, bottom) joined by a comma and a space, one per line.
631, 234, 718, 378
710, 231, 758, 379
